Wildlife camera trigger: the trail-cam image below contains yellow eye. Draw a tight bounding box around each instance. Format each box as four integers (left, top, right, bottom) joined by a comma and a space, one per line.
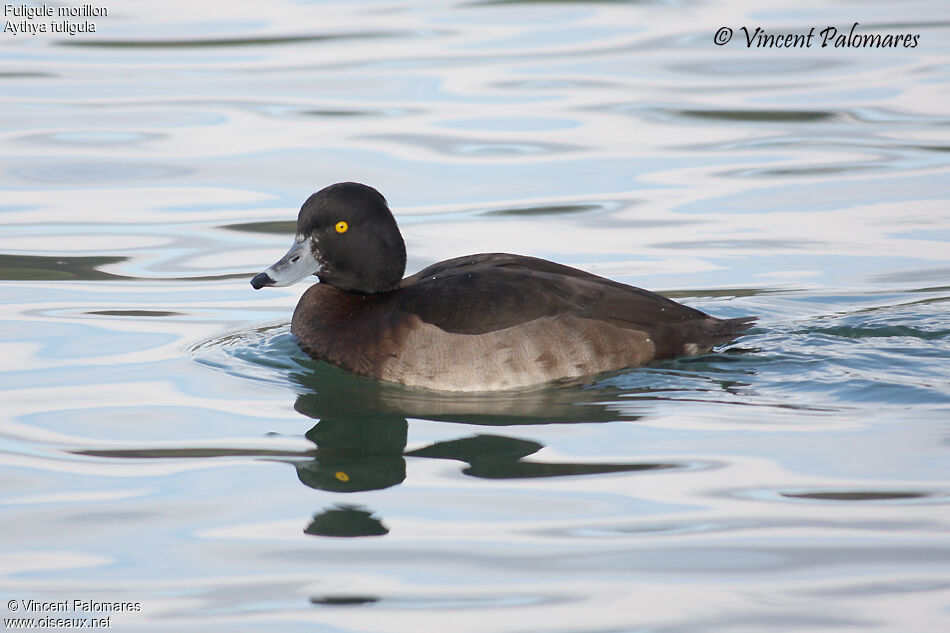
335, 221, 348, 234
334, 471, 350, 482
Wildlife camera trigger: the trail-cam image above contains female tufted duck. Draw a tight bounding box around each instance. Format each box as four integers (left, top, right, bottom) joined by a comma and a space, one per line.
251, 182, 755, 391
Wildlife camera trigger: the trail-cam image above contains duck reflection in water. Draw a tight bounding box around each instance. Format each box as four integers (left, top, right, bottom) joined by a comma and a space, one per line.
290, 362, 681, 537
73, 361, 712, 539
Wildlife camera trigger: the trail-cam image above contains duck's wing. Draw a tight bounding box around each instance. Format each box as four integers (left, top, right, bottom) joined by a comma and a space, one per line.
321, 253, 756, 389
397, 253, 717, 336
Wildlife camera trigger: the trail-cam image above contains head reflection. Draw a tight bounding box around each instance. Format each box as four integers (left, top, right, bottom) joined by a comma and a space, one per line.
287, 361, 678, 538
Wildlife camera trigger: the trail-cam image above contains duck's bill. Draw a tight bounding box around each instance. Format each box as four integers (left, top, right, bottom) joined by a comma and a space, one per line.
251, 236, 321, 289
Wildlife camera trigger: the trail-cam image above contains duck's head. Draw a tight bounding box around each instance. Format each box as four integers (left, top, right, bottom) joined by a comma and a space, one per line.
251, 182, 407, 294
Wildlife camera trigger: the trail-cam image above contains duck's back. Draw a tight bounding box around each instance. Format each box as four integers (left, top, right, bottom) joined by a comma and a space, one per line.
292, 253, 754, 391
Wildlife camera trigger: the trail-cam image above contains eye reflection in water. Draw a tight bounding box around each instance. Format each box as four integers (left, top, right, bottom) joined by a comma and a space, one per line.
75, 359, 732, 539
286, 362, 680, 538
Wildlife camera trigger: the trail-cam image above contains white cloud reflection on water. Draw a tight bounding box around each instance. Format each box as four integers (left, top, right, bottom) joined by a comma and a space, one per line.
1, 0, 949, 631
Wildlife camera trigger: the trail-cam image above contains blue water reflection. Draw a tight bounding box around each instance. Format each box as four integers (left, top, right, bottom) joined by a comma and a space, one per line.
1, 0, 949, 631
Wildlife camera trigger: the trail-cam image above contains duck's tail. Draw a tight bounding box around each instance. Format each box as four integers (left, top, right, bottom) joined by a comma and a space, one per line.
650, 315, 756, 359
695, 315, 757, 352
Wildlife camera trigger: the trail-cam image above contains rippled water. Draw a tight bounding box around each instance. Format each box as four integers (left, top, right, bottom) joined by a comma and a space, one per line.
2, 1, 949, 631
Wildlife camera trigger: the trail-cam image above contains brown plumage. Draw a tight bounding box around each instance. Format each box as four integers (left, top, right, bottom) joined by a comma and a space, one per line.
251, 183, 755, 391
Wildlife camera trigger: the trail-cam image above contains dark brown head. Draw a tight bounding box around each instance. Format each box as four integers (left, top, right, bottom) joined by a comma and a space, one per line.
251, 182, 407, 294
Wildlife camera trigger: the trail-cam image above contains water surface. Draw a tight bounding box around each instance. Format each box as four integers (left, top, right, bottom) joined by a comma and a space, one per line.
1, 1, 949, 631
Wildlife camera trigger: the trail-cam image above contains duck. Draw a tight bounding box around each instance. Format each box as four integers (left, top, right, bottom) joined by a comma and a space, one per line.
251, 182, 755, 391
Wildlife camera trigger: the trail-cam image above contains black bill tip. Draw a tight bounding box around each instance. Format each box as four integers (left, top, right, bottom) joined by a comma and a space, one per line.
250, 272, 274, 290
